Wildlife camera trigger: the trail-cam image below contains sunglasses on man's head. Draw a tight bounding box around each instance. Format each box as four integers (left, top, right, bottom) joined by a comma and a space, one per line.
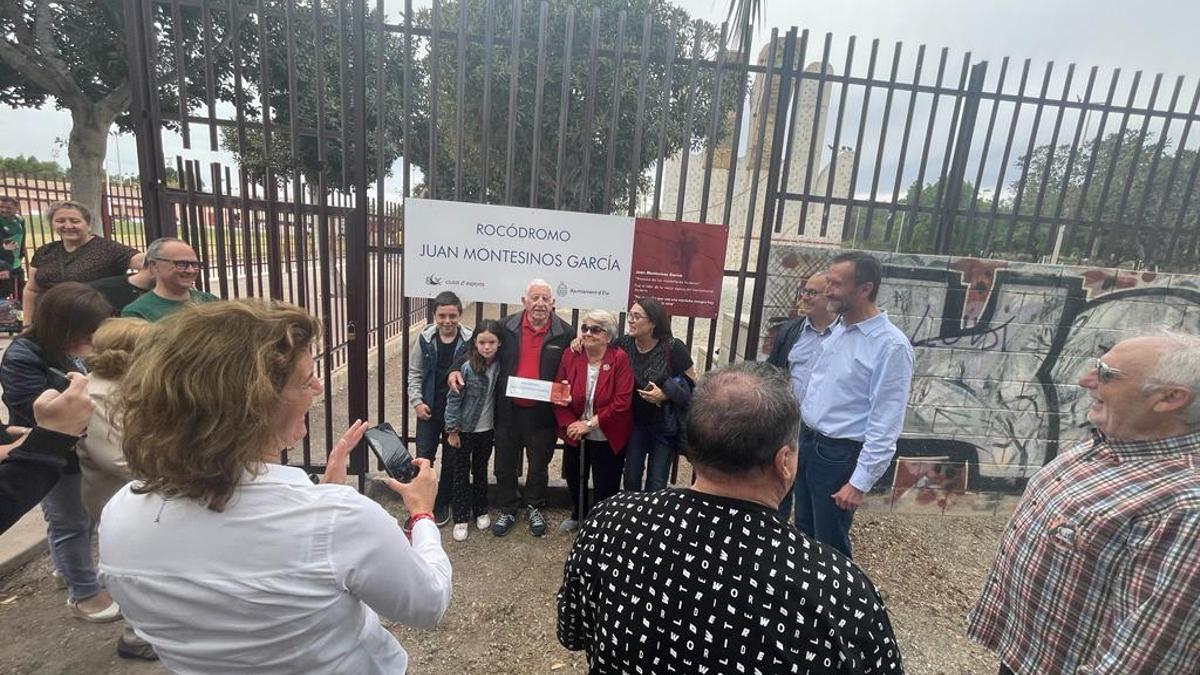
579, 324, 606, 335
1094, 358, 1122, 384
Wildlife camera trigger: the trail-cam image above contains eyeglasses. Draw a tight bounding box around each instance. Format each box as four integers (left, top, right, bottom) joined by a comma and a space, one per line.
627, 312, 646, 322
153, 257, 205, 271
579, 324, 606, 335
799, 288, 821, 297
1094, 358, 1122, 384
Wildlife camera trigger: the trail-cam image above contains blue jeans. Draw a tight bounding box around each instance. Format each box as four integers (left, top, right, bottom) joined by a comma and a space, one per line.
794, 430, 862, 558
41, 472, 100, 600
415, 417, 455, 514
622, 425, 676, 492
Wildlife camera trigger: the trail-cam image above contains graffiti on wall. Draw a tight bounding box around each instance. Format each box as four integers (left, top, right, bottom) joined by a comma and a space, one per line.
765, 245, 1200, 487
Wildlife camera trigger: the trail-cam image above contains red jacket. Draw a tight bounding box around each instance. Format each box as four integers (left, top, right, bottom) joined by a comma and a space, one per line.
553, 346, 633, 453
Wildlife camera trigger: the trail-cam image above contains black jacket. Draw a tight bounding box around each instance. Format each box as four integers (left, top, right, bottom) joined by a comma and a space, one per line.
1, 336, 85, 473
0, 426, 81, 533
494, 311, 573, 427
766, 317, 808, 369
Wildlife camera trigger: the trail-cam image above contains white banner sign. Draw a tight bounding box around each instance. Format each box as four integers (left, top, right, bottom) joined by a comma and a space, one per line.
404, 199, 635, 309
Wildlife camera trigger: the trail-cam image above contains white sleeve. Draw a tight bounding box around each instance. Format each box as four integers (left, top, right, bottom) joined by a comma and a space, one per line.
328, 492, 452, 629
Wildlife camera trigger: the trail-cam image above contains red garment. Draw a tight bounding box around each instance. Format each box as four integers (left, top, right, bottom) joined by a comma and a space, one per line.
553, 347, 633, 453
513, 312, 550, 407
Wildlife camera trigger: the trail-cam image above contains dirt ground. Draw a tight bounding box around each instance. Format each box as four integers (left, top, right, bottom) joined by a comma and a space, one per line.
0, 507, 1004, 675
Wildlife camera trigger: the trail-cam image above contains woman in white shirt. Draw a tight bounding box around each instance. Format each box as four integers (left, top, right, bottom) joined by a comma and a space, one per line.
99, 298, 451, 674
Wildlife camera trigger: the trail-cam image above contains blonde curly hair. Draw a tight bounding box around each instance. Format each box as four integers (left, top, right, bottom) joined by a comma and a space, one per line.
114, 298, 321, 512
85, 318, 156, 380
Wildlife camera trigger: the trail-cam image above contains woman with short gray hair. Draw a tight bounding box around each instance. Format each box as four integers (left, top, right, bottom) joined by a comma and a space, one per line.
552, 309, 633, 533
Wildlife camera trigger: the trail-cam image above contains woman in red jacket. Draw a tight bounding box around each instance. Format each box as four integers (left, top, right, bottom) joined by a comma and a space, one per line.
553, 309, 633, 534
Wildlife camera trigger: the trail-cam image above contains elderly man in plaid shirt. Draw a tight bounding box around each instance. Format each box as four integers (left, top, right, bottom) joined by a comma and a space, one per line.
967, 331, 1200, 674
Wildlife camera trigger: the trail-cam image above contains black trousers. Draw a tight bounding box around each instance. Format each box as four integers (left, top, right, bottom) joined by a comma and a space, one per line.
452, 430, 493, 523
494, 406, 556, 513
563, 439, 625, 521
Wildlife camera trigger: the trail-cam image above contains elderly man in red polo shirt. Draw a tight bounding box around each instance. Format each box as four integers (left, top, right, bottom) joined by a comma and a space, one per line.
453, 278, 572, 537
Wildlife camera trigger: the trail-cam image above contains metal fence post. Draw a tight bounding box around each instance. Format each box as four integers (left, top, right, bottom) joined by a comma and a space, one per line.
123, 0, 173, 240
346, 0, 371, 484
935, 61, 988, 254
744, 29, 799, 360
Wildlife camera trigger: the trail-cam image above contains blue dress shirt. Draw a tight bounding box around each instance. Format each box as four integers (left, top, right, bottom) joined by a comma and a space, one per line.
787, 317, 838, 408
800, 311, 914, 493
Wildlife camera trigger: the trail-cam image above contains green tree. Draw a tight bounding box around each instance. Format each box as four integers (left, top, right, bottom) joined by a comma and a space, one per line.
1011, 130, 1199, 267
0, 154, 66, 178
223, 0, 739, 215
0, 0, 228, 231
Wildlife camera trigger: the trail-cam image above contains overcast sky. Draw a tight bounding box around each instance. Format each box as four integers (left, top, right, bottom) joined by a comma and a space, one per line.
3, 0, 1198, 189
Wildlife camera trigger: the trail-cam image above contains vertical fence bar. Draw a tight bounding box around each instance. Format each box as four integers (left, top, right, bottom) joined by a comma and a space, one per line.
883, 45, 925, 244
962, 57, 1009, 252
601, 11, 627, 210
1064, 69, 1121, 255
727, 29, 778, 363
796, 33, 832, 236
745, 28, 798, 360
979, 59, 1031, 255
503, 0, 523, 205
1025, 64, 1075, 257
1002, 61, 1054, 251
1159, 81, 1200, 263
924, 52, 971, 251
529, 2, 549, 206
1046, 66, 1097, 262
818, 35, 854, 238
625, 14, 653, 216
901, 47, 948, 250
1085, 70, 1142, 259
862, 42, 903, 242
553, 6, 576, 210
936, 61, 987, 254
1134, 75, 1183, 263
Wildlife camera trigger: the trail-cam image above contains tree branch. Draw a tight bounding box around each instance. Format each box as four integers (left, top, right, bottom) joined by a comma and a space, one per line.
32, 0, 83, 103
0, 1, 37, 48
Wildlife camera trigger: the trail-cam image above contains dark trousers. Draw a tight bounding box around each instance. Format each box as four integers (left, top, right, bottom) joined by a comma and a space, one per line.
494, 406, 556, 513
452, 430, 493, 523
622, 424, 676, 492
795, 429, 862, 558
564, 439, 625, 521
415, 416, 454, 513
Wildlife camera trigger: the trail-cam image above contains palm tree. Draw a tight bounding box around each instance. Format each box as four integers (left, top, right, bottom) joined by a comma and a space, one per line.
725, 0, 765, 48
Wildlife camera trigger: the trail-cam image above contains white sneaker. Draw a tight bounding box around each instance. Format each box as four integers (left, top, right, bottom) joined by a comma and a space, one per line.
475, 514, 491, 530
557, 518, 580, 534
453, 523, 469, 541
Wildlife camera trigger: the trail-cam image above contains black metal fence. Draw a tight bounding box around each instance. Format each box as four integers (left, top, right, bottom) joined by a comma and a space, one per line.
123, 0, 1200, 475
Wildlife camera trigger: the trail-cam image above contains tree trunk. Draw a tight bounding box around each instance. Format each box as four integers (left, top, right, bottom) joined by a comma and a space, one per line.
66, 107, 116, 235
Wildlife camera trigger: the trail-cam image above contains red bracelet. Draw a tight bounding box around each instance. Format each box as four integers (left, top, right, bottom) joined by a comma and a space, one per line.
403, 512, 435, 540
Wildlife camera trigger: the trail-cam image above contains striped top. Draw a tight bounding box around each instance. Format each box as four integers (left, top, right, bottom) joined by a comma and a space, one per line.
967, 428, 1200, 674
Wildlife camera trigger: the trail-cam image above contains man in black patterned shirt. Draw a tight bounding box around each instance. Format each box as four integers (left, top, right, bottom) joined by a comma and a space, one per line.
557, 362, 903, 674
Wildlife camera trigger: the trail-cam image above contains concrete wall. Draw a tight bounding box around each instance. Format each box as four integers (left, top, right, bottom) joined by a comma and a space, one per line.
760, 245, 1200, 507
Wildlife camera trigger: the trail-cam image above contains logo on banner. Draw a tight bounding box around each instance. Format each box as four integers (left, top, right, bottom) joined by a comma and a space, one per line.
556, 281, 569, 298
425, 274, 442, 286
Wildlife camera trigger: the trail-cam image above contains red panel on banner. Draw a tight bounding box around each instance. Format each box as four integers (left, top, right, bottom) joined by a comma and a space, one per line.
629, 218, 729, 318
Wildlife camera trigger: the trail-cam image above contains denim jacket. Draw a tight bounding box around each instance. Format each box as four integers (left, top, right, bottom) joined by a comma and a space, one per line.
444, 360, 497, 433
406, 323, 473, 408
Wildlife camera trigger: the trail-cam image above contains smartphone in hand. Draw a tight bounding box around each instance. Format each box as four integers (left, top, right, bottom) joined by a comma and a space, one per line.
46, 367, 71, 392
363, 422, 420, 483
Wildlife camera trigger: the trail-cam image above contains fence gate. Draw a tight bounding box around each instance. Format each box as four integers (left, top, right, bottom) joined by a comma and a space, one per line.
123, 1, 1200, 480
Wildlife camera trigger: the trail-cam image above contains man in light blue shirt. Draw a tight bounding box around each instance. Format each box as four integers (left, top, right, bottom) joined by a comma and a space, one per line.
798, 252, 914, 558
766, 272, 839, 520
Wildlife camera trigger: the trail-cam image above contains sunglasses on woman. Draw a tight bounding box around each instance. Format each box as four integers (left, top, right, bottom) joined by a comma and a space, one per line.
579, 324, 606, 335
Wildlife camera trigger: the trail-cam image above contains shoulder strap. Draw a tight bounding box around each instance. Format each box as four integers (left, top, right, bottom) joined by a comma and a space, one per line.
663, 338, 673, 377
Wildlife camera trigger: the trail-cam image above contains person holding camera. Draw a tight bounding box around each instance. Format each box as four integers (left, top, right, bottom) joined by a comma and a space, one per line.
0, 372, 93, 533
99, 299, 452, 674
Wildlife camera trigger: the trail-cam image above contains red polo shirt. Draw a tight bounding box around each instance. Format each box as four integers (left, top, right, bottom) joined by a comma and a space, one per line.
514, 312, 550, 407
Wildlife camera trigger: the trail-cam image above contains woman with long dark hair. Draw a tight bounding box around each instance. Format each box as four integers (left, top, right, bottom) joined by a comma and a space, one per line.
1, 282, 116, 621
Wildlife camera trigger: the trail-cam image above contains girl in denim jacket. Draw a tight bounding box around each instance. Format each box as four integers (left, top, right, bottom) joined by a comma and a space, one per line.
444, 321, 502, 542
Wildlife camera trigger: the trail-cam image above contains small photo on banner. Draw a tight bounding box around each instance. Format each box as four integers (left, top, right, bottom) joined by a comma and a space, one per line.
629, 218, 728, 319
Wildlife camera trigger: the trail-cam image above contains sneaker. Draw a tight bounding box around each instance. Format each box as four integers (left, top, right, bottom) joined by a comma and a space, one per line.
51, 569, 66, 590
453, 523, 469, 541
434, 506, 451, 528
557, 518, 580, 534
116, 627, 158, 661
491, 513, 516, 537
527, 506, 547, 537
68, 595, 122, 623
475, 513, 491, 531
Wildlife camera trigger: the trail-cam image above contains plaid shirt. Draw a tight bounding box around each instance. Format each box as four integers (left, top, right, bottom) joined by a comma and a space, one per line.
967, 428, 1200, 674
